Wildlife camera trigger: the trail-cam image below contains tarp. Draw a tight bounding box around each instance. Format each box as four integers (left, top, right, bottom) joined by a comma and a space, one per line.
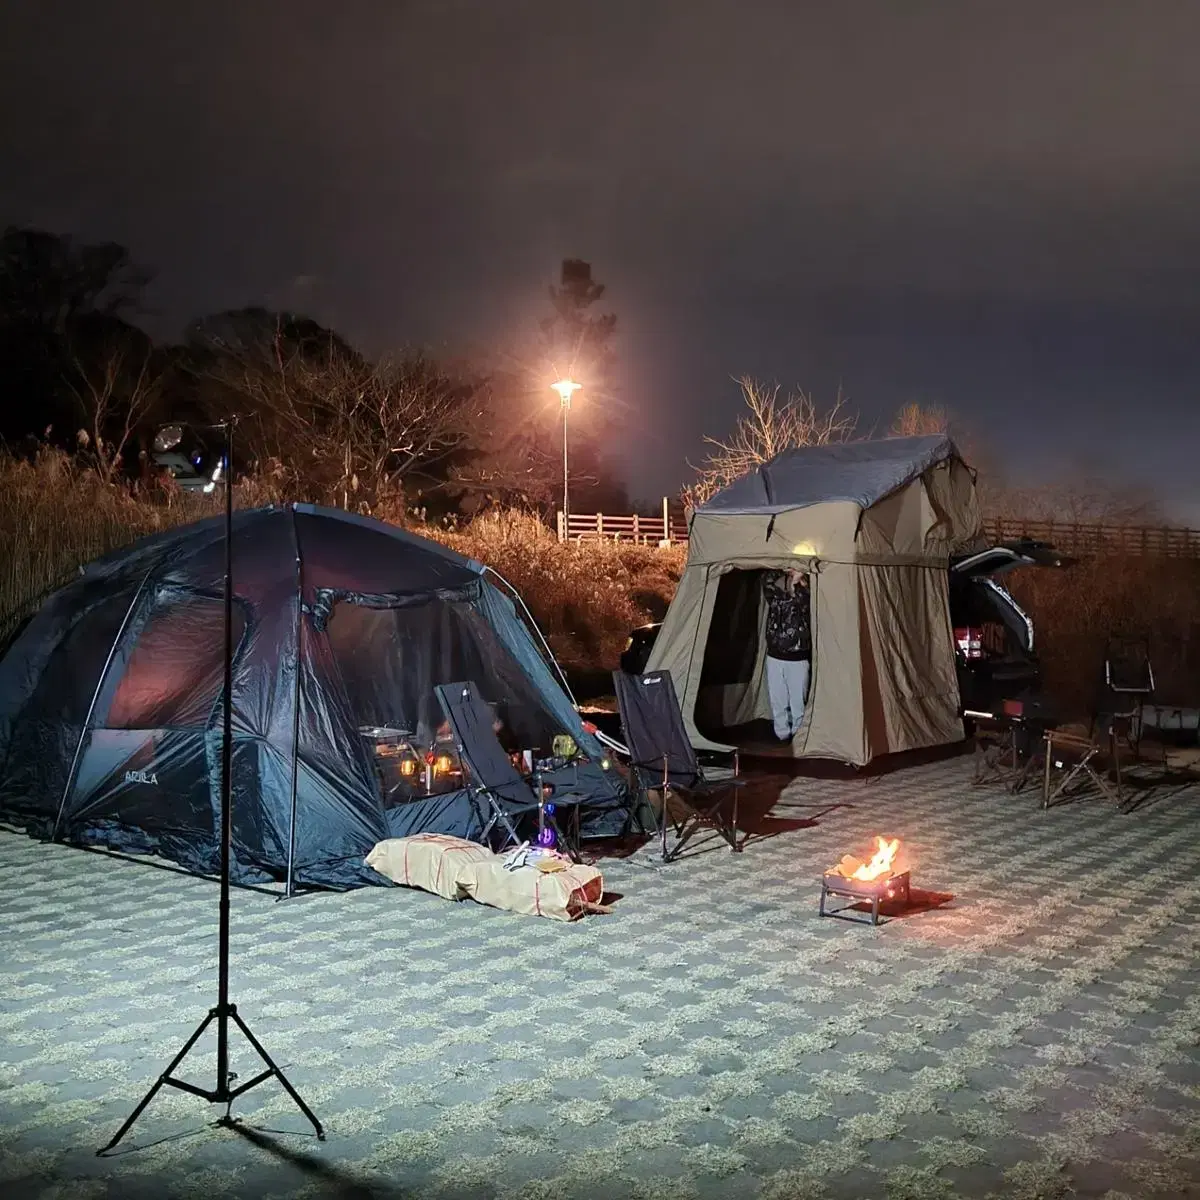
698, 434, 955, 515
648, 438, 981, 765
0, 504, 626, 889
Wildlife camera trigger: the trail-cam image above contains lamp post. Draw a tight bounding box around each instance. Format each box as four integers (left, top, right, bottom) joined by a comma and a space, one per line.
551, 378, 581, 539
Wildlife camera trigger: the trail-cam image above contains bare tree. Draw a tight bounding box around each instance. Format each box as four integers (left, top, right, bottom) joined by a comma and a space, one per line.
986, 471, 1163, 525
66, 339, 162, 484
684, 376, 857, 508
192, 315, 481, 511
889, 401, 949, 437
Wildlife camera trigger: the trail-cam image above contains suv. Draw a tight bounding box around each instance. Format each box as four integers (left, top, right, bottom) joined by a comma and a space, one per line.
620, 539, 1071, 718
151, 423, 227, 492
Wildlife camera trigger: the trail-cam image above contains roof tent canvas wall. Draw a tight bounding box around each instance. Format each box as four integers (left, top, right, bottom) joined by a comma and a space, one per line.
647, 436, 982, 765
0, 504, 624, 888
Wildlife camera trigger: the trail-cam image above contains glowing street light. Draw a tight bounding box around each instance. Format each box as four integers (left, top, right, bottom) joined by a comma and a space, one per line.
551, 378, 581, 536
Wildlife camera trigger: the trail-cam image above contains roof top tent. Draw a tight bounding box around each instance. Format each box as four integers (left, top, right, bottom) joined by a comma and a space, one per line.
646, 436, 983, 766
0, 504, 625, 890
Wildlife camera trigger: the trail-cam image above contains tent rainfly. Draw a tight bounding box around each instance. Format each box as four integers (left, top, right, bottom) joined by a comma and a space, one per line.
0, 504, 626, 889
647, 435, 983, 765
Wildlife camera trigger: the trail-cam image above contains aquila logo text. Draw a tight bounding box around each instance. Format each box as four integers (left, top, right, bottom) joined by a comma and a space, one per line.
124, 769, 159, 786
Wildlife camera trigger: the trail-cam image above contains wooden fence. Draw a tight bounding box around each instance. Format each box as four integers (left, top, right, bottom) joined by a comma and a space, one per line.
558, 502, 689, 545
980, 520, 1200, 559
560, 507, 1200, 558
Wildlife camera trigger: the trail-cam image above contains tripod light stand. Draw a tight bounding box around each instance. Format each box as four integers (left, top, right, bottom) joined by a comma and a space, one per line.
99, 418, 324, 1154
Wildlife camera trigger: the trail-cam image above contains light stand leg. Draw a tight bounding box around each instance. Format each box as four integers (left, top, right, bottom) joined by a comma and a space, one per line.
98, 418, 322, 1154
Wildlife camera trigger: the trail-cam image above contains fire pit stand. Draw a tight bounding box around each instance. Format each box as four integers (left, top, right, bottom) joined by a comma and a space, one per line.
819, 870, 911, 926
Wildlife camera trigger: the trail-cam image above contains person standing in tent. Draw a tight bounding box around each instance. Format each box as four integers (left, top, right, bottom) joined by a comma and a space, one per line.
763, 569, 812, 741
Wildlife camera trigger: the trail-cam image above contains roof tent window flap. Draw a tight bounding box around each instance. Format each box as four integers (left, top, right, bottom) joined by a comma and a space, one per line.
307, 582, 480, 634
324, 596, 565, 754
107, 594, 248, 730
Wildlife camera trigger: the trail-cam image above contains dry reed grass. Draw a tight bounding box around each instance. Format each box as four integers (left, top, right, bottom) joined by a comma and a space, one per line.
0, 453, 686, 673
2, 451, 1195, 714
0, 451, 211, 641
1006, 555, 1200, 715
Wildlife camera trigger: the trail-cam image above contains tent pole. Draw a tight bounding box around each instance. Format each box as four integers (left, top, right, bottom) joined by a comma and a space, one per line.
284, 505, 303, 899
99, 417, 324, 1155
52, 568, 154, 844
482, 566, 578, 706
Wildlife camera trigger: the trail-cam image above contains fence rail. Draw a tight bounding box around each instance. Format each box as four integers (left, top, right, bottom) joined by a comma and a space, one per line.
981, 520, 1200, 558
560, 507, 1200, 558
558, 510, 689, 544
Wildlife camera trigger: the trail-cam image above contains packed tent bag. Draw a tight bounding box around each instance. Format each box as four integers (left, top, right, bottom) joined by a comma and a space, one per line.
365, 833, 493, 900
457, 852, 608, 922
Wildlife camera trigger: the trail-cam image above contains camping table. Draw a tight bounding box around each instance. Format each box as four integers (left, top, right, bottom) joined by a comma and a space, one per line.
359, 725, 418, 802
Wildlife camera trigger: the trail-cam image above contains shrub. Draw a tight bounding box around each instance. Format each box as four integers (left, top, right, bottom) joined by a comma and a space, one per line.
433, 509, 686, 671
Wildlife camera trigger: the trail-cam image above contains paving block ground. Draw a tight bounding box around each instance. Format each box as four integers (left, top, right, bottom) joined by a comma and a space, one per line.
2, 754, 1199, 1199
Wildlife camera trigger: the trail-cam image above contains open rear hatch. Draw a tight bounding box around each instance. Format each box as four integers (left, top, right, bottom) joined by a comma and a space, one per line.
951, 538, 1074, 578
950, 538, 1074, 714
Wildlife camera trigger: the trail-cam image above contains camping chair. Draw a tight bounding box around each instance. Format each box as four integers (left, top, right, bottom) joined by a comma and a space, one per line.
1092, 635, 1156, 759
434, 682, 586, 860
970, 697, 1058, 794
612, 670, 745, 862
1042, 726, 1126, 810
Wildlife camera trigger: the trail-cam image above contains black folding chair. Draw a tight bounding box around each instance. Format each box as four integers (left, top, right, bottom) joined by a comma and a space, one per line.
1092, 635, 1156, 759
612, 670, 744, 862
435, 681, 585, 860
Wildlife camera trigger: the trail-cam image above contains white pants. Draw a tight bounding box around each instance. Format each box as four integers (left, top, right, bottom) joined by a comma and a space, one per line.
766, 656, 810, 740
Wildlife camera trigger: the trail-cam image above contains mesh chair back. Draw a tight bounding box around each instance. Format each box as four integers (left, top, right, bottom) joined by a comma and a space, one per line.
613, 670, 701, 789
435, 682, 537, 807
1105, 637, 1155, 695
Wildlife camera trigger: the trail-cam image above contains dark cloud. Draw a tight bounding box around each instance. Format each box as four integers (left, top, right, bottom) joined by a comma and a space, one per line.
3, 0, 1198, 509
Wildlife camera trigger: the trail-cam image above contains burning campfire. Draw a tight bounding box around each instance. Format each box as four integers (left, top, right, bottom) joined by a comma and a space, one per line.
828, 835, 903, 884
820, 835, 912, 925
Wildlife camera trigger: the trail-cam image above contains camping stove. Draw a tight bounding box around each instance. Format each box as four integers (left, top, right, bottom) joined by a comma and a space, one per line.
818, 836, 910, 926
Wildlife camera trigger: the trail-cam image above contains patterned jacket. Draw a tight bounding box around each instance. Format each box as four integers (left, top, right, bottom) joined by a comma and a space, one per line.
763, 571, 812, 661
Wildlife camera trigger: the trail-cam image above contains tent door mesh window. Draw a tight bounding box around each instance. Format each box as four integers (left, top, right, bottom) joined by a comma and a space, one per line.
68, 592, 248, 839
324, 596, 572, 806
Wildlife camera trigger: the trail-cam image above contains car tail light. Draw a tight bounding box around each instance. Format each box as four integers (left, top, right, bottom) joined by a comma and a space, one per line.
954, 626, 984, 660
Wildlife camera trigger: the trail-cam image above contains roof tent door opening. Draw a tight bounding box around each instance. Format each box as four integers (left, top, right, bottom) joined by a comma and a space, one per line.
693, 568, 812, 752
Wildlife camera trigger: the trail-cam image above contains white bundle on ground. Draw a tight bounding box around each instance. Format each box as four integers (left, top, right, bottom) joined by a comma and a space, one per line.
456, 856, 607, 922
365, 833, 493, 900
365, 834, 609, 920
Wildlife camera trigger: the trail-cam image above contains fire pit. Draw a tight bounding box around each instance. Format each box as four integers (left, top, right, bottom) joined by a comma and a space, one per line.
819, 835, 911, 926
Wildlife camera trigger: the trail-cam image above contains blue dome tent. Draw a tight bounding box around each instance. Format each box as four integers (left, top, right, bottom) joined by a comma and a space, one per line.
0, 504, 626, 890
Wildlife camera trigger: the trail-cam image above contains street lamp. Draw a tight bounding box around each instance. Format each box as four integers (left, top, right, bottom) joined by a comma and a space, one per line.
551, 378, 581, 537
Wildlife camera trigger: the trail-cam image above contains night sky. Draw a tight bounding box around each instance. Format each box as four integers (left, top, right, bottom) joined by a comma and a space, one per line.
3, 1, 1198, 513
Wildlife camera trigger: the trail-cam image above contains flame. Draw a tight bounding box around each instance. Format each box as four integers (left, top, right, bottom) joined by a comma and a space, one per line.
829, 836, 902, 882
852, 837, 900, 881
